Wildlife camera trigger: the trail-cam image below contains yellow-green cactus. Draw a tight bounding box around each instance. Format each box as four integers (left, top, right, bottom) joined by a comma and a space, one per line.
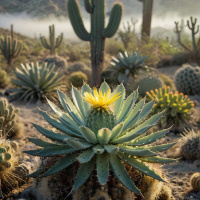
146, 85, 194, 129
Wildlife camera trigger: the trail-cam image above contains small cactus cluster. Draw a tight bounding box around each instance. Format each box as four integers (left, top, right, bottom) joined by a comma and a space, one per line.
10, 62, 65, 103
109, 51, 148, 85
0, 98, 23, 138
68, 71, 88, 88
146, 85, 194, 129
132, 76, 164, 97
190, 172, 200, 192
175, 64, 200, 95
0, 69, 10, 89
180, 129, 200, 161
40, 24, 63, 55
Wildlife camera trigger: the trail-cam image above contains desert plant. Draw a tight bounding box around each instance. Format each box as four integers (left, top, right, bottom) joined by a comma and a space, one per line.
0, 25, 22, 65
40, 24, 63, 55
68, 71, 88, 88
190, 172, 200, 192
159, 74, 175, 90
108, 51, 148, 85
9, 62, 65, 103
25, 81, 176, 197
175, 64, 200, 95
146, 85, 194, 129
0, 98, 24, 138
180, 129, 200, 161
67, 0, 123, 86
132, 76, 164, 97
0, 69, 10, 89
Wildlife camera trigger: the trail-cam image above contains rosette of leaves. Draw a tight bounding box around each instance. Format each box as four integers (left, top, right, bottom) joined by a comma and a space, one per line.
25, 82, 176, 197
146, 85, 194, 129
10, 62, 65, 103
108, 51, 148, 85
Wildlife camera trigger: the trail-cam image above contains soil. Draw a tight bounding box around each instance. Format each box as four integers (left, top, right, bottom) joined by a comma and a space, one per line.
1, 66, 200, 200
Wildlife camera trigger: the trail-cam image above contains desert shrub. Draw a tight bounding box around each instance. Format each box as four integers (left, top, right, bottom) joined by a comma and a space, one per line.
105, 38, 124, 55
0, 69, 10, 88
68, 71, 88, 87
9, 62, 65, 103
146, 85, 194, 131
175, 64, 200, 95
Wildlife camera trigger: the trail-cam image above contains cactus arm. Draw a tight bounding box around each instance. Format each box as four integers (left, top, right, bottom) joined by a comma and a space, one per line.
40, 36, 50, 49
49, 25, 55, 54
55, 33, 63, 48
68, 0, 91, 41
102, 3, 123, 38
84, 0, 93, 13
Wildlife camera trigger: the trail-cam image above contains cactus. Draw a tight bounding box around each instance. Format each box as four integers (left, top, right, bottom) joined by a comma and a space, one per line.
0, 25, 22, 65
109, 51, 148, 86
40, 24, 63, 55
68, 71, 88, 88
67, 0, 123, 86
180, 129, 200, 161
25, 81, 176, 197
0, 98, 24, 139
0, 69, 10, 89
146, 85, 194, 130
133, 76, 164, 97
9, 62, 65, 103
190, 173, 200, 192
175, 64, 200, 95
174, 17, 200, 60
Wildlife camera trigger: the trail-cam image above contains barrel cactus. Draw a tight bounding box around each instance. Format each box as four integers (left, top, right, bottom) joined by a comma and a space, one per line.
180, 129, 200, 161
0, 98, 24, 138
68, 71, 88, 88
175, 64, 200, 95
133, 76, 164, 97
190, 172, 200, 192
25, 82, 176, 197
146, 85, 194, 129
9, 62, 65, 103
109, 51, 148, 85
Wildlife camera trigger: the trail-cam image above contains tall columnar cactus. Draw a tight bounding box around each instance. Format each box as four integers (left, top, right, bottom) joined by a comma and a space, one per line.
175, 64, 200, 95
40, 24, 63, 55
25, 82, 176, 197
67, 0, 123, 86
0, 25, 22, 65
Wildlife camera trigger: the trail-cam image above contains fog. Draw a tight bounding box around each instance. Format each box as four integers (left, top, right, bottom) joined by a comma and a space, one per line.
0, 0, 199, 40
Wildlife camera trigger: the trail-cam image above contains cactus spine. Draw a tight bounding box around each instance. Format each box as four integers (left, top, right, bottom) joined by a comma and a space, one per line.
67, 0, 123, 86
0, 25, 22, 65
40, 24, 63, 55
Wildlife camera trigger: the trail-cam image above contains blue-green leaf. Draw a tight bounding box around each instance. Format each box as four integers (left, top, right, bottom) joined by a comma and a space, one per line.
28, 138, 59, 147
97, 128, 112, 145
104, 144, 119, 154
99, 81, 110, 94
110, 122, 124, 141
79, 126, 97, 144
93, 144, 105, 154
138, 156, 177, 163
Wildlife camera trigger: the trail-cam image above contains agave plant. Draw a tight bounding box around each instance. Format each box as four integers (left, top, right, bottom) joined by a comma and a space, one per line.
25, 82, 176, 197
10, 62, 65, 102
109, 51, 148, 85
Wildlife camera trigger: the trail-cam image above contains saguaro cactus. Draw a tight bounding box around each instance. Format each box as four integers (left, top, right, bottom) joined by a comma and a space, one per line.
67, 0, 123, 86
40, 24, 63, 55
0, 25, 22, 65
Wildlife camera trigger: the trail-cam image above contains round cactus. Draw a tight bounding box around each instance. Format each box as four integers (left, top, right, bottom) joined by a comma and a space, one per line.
175, 64, 200, 95
25, 82, 176, 197
133, 76, 164, 97
146, 85, 194, 130
190, 172, 200, 192
68, 71, 88, 87
180, 129, 200, 161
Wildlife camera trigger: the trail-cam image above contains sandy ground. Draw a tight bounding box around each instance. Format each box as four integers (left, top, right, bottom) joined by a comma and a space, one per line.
1, 66, 200, 200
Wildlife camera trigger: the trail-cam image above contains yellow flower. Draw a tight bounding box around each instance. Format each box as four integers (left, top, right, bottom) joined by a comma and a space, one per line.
83, 88, 121, 108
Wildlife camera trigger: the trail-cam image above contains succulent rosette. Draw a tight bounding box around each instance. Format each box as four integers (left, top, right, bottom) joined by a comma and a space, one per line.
25, 82, 176, 196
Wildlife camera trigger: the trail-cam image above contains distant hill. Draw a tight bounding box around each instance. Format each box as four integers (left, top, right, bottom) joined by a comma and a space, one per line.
0, 0, 199, 19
